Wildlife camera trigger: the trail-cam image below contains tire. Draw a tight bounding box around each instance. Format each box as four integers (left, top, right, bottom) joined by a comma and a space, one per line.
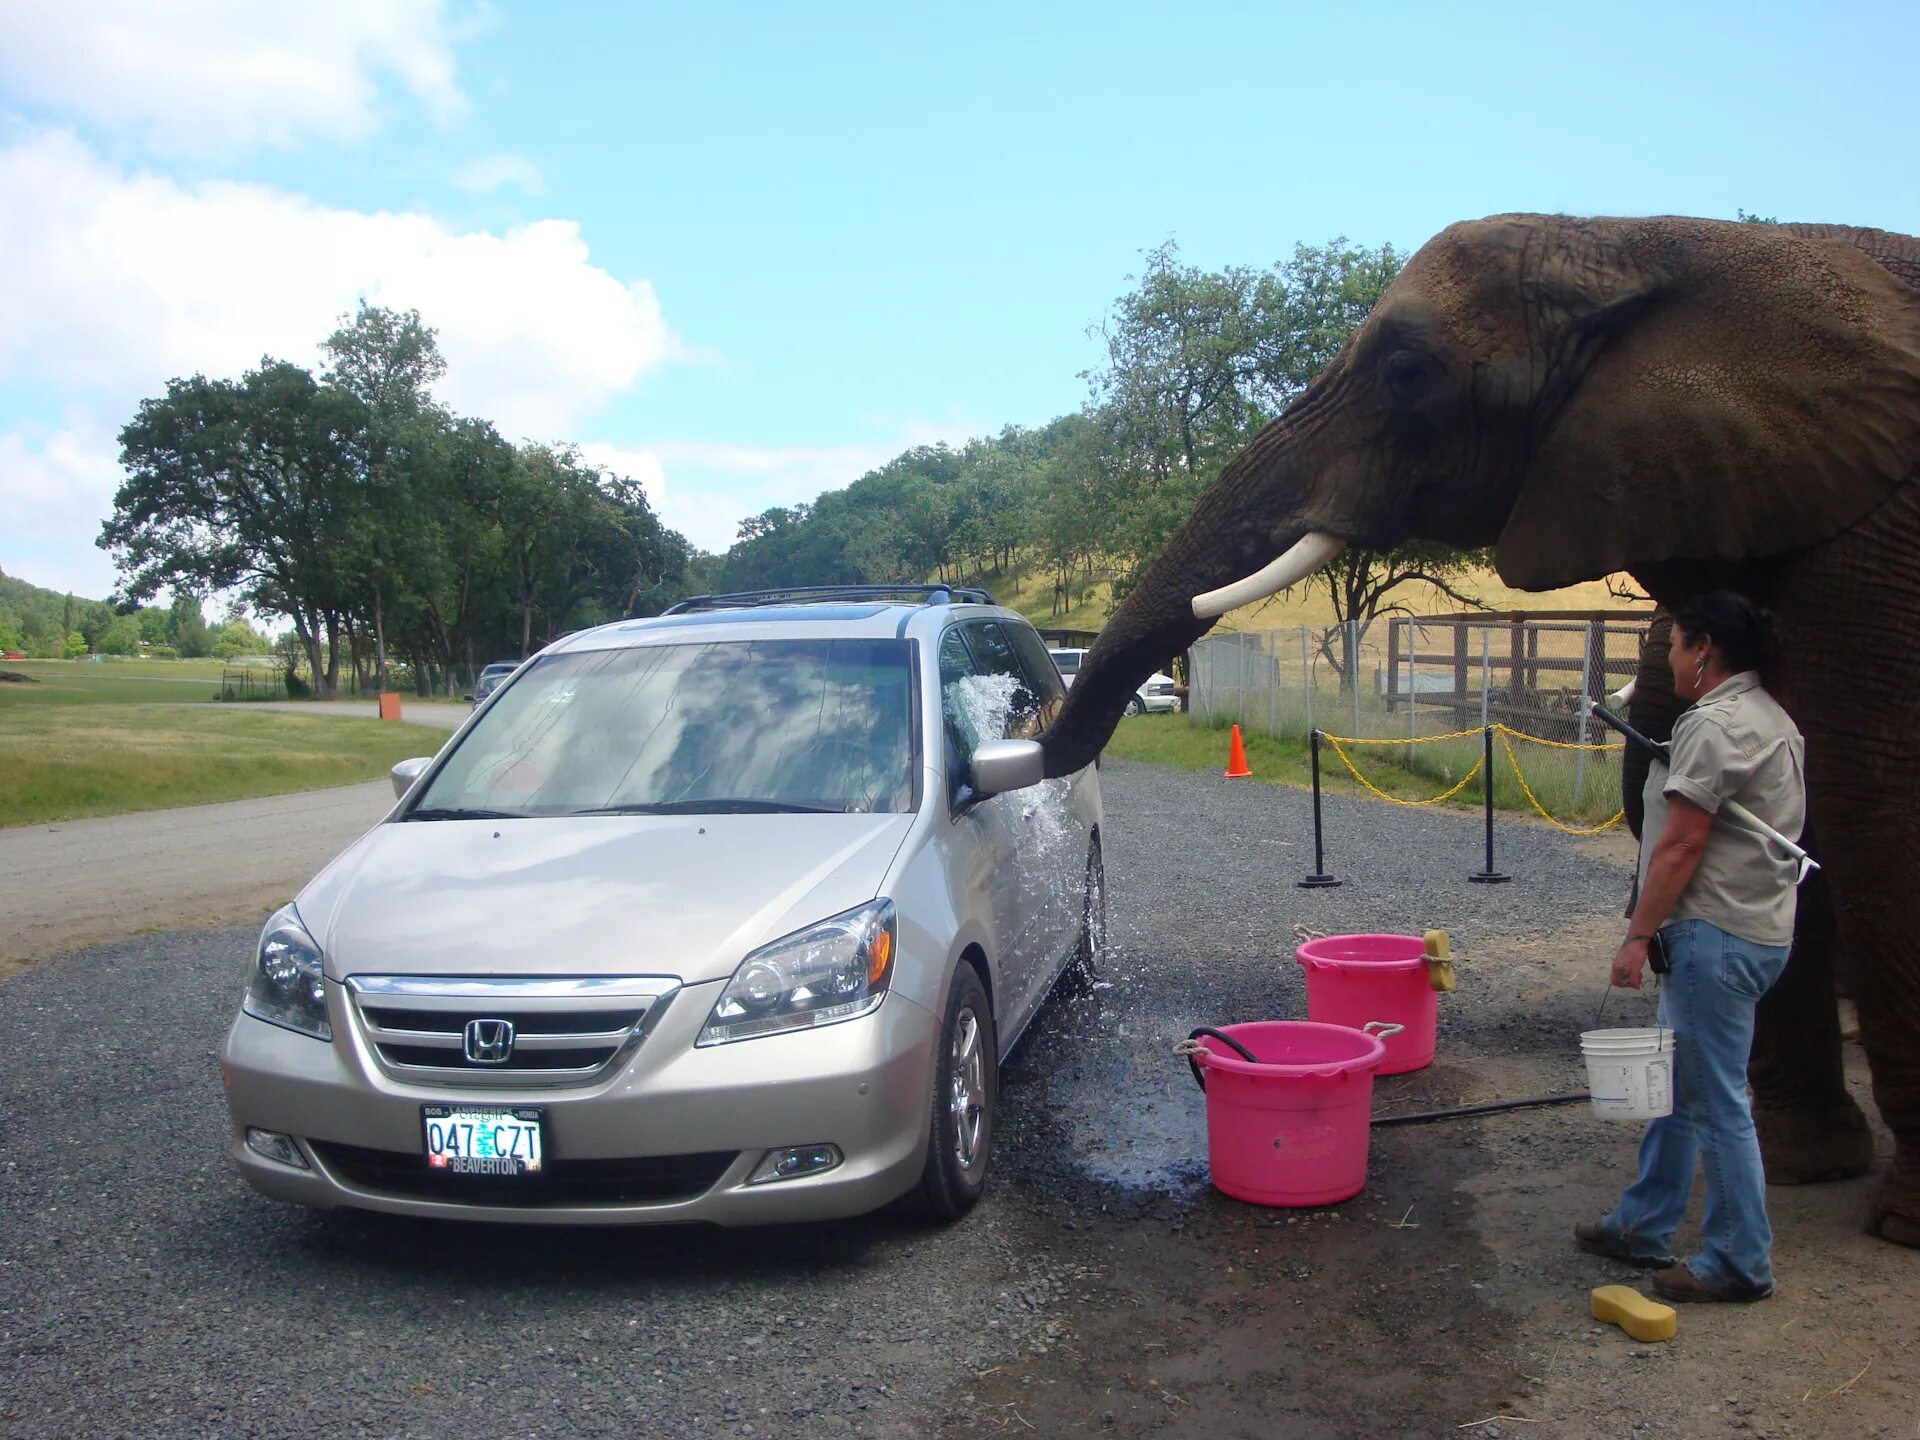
914, 962, 997, 1221
1068, 838, 1107, 984
1123, 696, 1144, 716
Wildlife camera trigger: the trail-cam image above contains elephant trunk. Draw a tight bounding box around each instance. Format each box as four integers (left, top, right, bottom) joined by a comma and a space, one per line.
1037, 549, 1223, 779
1038, 423, 1336, 778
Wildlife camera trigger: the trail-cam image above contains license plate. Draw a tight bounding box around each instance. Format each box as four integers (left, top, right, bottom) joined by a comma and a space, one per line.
421, 1105, 545, 1175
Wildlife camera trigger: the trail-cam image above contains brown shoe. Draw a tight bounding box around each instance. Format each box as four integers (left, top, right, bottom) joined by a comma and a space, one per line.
1574, 1221, 1676, 1269
1651, 1264, 1773, 1304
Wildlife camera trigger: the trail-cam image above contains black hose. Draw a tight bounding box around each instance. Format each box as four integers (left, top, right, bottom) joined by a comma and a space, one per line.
1370, 1093, 1588, 1127
1184, 1026, 1260, 1091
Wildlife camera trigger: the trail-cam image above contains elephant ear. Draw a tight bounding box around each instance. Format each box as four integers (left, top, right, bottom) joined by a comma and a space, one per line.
1494, 219, 1920, 591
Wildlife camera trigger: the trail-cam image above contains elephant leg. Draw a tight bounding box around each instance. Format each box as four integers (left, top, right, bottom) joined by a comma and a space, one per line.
1748, 861, 1876, 1184
1780, 497, 1920, 1248
1838, 859, 1920, 1245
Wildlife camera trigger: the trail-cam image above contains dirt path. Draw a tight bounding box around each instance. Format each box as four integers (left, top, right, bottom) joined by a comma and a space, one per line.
217, 699, 468, 725
0, 781, 395, 974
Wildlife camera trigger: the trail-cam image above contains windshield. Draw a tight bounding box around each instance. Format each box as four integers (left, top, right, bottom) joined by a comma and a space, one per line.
415, 638, 917, 817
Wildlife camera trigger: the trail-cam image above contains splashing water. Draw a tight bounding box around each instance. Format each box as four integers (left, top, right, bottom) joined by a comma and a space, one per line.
946, 671, 1086, 957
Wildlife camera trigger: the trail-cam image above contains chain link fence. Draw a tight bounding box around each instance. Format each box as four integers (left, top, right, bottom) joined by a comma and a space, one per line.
1189, 614, 1653, 827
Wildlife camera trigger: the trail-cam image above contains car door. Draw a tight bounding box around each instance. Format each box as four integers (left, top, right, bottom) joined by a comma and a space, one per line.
1001, 620, 1088, 1009
938, 627, 1029, 1041
949, 620, 1084, 1032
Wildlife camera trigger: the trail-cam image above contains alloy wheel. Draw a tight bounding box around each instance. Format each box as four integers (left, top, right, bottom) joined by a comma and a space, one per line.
948, 1006, 986, 1172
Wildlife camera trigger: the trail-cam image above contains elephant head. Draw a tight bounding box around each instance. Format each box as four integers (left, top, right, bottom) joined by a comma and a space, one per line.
1040, 214, 1920, 777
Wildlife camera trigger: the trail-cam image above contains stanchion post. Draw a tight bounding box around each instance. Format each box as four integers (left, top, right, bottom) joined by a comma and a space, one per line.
1300, 729, 1342, 888
1468, 724, 1511, 884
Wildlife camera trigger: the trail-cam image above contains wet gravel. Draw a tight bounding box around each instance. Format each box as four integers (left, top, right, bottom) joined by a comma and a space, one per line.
0, 759, 1635, 1438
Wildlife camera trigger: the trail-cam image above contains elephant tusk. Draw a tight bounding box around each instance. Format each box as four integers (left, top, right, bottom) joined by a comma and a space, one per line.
1192, 533, 1347, 619
1606, 678, 1637, 709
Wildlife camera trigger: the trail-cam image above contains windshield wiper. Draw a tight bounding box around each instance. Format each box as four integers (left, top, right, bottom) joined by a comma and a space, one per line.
404, 806, 530, 821
574, 798, 843, 815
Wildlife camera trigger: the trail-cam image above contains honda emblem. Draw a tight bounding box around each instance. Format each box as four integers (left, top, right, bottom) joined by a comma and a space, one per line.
463, 1018, 516, 1064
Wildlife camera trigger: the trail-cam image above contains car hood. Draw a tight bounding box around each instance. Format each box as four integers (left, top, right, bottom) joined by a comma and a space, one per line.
298, 813, 916, 985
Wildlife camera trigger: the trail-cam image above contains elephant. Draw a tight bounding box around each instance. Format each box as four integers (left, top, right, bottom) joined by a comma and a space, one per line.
1038, 214, 1920, 1247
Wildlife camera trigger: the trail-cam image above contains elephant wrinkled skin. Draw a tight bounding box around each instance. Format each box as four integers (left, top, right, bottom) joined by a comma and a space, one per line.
1041, 214, 1920, 1247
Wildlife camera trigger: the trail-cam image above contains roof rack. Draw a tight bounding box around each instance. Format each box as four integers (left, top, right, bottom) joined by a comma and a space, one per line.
661, 584, 996, 615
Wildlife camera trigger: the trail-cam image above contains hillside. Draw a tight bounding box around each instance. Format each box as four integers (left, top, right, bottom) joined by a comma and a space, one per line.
0, 565, 113, 654
983, 554, 1651, 634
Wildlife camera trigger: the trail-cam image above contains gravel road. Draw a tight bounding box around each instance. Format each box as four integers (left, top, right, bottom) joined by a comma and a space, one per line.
1, 762, 1910, 1438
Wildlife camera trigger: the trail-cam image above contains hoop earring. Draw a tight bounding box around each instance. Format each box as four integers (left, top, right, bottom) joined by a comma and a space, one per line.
1694, 657, 1707, 685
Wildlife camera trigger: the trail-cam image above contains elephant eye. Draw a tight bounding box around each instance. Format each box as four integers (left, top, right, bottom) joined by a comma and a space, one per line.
1381, 350, 1433, 403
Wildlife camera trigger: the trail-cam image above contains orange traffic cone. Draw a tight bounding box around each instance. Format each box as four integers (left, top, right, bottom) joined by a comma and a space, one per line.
1223, 723, 1252, 778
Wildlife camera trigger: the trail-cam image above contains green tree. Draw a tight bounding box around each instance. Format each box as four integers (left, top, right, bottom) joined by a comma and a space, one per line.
104, 361, 368, 694
321, 304, 449, 690
99, 613, 142, 655
168, 593, 213, 658
63, 631, 88, 658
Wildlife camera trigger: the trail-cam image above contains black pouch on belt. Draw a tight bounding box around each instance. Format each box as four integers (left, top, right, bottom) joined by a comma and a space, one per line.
1648, 931, 1671, 976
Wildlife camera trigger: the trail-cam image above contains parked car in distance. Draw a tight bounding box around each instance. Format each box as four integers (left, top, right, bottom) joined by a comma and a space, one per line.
1047, 647, 1178, 715
468, 662, 519, 707
224, 585, 1105, 1227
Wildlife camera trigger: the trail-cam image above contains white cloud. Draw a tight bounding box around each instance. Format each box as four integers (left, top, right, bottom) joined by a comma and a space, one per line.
453, 152, 544, 195
0, 130, 675, 439
0, 419, 127, 598
0, 0, 472, 151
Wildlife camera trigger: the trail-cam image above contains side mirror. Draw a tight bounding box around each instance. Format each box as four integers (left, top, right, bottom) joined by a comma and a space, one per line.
969, 739, 1046, 796
390, 756, 433, 800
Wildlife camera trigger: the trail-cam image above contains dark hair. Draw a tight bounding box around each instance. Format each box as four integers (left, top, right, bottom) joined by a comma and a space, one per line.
1670, 590, 1781, 675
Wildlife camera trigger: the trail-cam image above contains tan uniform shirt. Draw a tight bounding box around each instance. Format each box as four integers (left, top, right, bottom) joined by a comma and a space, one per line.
1637, 672, 1806, 947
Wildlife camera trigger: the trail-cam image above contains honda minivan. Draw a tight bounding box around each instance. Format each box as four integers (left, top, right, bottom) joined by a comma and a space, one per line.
222, 586, 1104, 1225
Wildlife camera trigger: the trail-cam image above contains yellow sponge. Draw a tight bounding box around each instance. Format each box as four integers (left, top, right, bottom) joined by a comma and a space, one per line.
1423, 930, 1455, 993
1590, 1285, 1677, 1342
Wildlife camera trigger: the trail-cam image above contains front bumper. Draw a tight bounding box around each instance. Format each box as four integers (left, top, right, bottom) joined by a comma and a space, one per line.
222, 980, 939, 1226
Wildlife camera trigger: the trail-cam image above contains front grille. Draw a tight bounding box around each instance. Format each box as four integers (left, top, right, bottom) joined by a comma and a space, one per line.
346, 976, 679, 1088
312, 1141, 736, 1206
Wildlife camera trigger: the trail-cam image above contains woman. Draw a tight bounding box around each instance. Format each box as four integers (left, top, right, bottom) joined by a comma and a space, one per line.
1576, 591, 1807, 1303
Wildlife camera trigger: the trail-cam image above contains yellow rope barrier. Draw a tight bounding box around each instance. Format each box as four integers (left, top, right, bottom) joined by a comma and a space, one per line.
1318, 725, 1486, 747
1492, 724, 1624, 754
1495, 728, 1625, 835
1321, 732, 1484, 808
1312, 722, 1625, 832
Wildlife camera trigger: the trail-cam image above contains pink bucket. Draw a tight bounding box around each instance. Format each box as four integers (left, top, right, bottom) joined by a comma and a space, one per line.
1295, 933, 1438, 1075
1187, 1021, 1388, 1206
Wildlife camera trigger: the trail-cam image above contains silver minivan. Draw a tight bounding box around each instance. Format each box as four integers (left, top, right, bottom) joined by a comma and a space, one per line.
222, 587, 1103, 1225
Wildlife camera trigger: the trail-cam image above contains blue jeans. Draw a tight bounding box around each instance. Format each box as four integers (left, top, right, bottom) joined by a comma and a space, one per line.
1602, 918, 1792, 1293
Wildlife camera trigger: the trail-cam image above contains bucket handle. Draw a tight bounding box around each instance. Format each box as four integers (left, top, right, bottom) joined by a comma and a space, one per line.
1177, 1026, 1259, 1092
1363, 1021, 1406, 1039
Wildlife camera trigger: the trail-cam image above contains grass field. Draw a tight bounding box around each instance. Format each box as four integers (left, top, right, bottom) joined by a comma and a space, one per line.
0, 706, 449, 829
0, 657, 236, 706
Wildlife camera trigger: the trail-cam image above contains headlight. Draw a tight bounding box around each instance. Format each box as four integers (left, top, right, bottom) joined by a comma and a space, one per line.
243, 903, 332, 1041
699, 900, 895, 1046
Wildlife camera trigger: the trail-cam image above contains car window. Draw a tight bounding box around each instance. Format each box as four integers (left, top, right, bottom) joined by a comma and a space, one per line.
1050, 650, 1080, 675
1005, 624, 1066, 710
940, 622, 1049, 763
416, 638, 918, 816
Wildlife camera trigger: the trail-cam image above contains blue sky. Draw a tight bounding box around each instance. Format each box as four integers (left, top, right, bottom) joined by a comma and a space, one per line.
4, 1, 1917, 599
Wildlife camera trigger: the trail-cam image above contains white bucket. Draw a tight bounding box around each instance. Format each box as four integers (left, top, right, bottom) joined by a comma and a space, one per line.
1580, 1027, 1676, 1121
